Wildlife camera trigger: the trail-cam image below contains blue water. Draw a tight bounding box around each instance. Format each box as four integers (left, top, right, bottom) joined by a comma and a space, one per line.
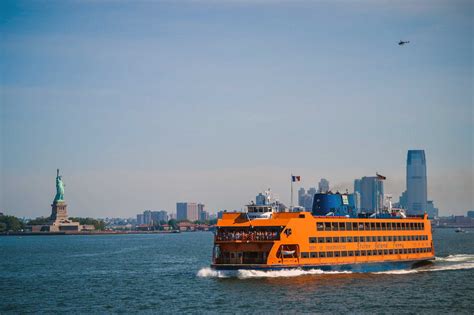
1, 229, 473, 313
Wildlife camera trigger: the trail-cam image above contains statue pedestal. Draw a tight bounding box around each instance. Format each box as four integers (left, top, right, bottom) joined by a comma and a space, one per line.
50, 201, 69, 223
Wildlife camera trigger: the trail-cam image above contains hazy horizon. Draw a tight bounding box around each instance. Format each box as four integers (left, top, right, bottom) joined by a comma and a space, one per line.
1, 0, 472, 218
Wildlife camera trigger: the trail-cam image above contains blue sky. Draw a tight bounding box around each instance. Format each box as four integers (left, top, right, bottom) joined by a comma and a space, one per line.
1, 0, 472, 218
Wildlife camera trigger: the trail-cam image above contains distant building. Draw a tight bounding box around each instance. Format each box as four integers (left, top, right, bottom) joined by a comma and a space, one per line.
199, 210, 209, 221
318, 179, 330, 193
143, 210, 152, 225
136, 214, 144, 225
354, 179, 361, 195
468, 211, 474, 219
357, 176, 384, 213
426, 201, 439, 219
197, 203, 206, 221
177, 202, 199, 221
151, 210, 168, 223
406, 150, 428, 215
297, 187, 315, 211
297, 188, 306, 207
398, 190, 408, 209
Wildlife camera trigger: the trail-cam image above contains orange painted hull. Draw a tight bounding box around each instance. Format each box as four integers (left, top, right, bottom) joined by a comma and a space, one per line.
213, 212, 434, 270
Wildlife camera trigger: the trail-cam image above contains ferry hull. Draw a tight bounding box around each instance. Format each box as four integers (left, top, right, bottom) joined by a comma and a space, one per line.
211, 258, 434, 272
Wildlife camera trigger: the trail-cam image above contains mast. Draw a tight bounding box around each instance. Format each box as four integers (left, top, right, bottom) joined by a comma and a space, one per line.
290, 174, 294, 211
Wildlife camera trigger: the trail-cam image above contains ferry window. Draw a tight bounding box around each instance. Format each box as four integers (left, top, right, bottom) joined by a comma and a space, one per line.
372, 236, 377, 242
367, 250, 372, 256
387, 223, 392, 230
381, 223, 386, 230
320, 252, 326, 258
310, 252, 318, 258
348, 251, 354, 256
325, 222, 331, 230
347, 237, 352, 242
346, 222, 352, 231
382, 236, 387, 242
352, 222, 359, 230
327, 252, 334, 258
366, 236, 372, 242
376, 223, 381, 230
326, 237, 332, 243
355, 251, 361, 256
377, 236, 382, 242
317, 223, 324, 231
231, 253, 235, 258
359, 223, 365, 230
378, 250, 383, 255
410, 223, 415, 230
414, 235, 419, 241
354, 236, 359, 242
361, 250, 366, 256
318, 237, 325, 243
333, 237, 339, 243
421, 223, 425, 229
340, 237, 346, 243
341, 251, 347, 257
403, 249, 407, 254
339, 222, 345, 230
416, 248, 420, 253
389, 249, 394, 255
365, 223, 371, 230
301, 252, 309, 258
309, 237, 317, 243
388, 236, 392, 241
334, 251, 340, 257
370, 223, 376, 230
332, 222, 339, 231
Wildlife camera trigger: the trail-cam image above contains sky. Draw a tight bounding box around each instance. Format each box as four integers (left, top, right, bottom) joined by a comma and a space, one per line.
0, 0, 472, 218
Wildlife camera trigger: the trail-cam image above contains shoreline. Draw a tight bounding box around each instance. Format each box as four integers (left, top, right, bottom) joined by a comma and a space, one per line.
0, 230, 192, 236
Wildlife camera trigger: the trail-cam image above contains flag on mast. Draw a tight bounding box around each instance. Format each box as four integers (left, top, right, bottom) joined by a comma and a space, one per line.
291, 175, 301, 182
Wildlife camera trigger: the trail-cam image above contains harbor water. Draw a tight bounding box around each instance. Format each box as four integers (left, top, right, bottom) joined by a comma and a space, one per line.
1, 229, 473, 313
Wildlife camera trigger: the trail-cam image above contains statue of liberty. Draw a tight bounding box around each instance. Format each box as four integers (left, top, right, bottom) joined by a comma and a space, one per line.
54, 169, 65, 202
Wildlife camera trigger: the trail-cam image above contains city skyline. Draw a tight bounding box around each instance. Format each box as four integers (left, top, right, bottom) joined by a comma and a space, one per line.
1, 1, 472, 218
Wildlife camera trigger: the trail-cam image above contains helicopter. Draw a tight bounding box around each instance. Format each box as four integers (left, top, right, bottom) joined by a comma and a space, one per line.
398, 40, 410, 46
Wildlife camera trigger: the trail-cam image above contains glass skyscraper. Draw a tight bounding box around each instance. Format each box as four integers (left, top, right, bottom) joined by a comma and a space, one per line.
406, 150, 428, 215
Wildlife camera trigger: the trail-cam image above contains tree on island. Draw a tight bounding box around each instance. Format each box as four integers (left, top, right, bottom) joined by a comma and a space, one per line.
0, 215, 25, 232
168, 219, 178, 230
27, 217, 51, 225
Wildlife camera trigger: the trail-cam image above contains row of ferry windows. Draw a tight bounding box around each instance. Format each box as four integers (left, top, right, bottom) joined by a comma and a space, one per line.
316, 221, 425, 232
309, 235, 429, 244
300, 247, 432, 259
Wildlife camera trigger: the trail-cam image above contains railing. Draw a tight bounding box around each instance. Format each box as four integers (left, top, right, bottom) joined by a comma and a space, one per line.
215, 231, 279, 242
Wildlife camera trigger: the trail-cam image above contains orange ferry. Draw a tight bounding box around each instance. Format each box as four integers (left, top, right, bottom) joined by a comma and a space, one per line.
211, 191, 435, 272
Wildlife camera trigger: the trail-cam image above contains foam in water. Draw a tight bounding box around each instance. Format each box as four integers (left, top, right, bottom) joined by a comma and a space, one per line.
197, 267, 230, 278
196, 268, 352, 279
197, 254, 474, 279
374, 254, 474, 275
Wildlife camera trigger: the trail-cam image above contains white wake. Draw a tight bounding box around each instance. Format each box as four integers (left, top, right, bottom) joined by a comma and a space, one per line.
374, 254, 474, 275
197, 254, 474, 279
